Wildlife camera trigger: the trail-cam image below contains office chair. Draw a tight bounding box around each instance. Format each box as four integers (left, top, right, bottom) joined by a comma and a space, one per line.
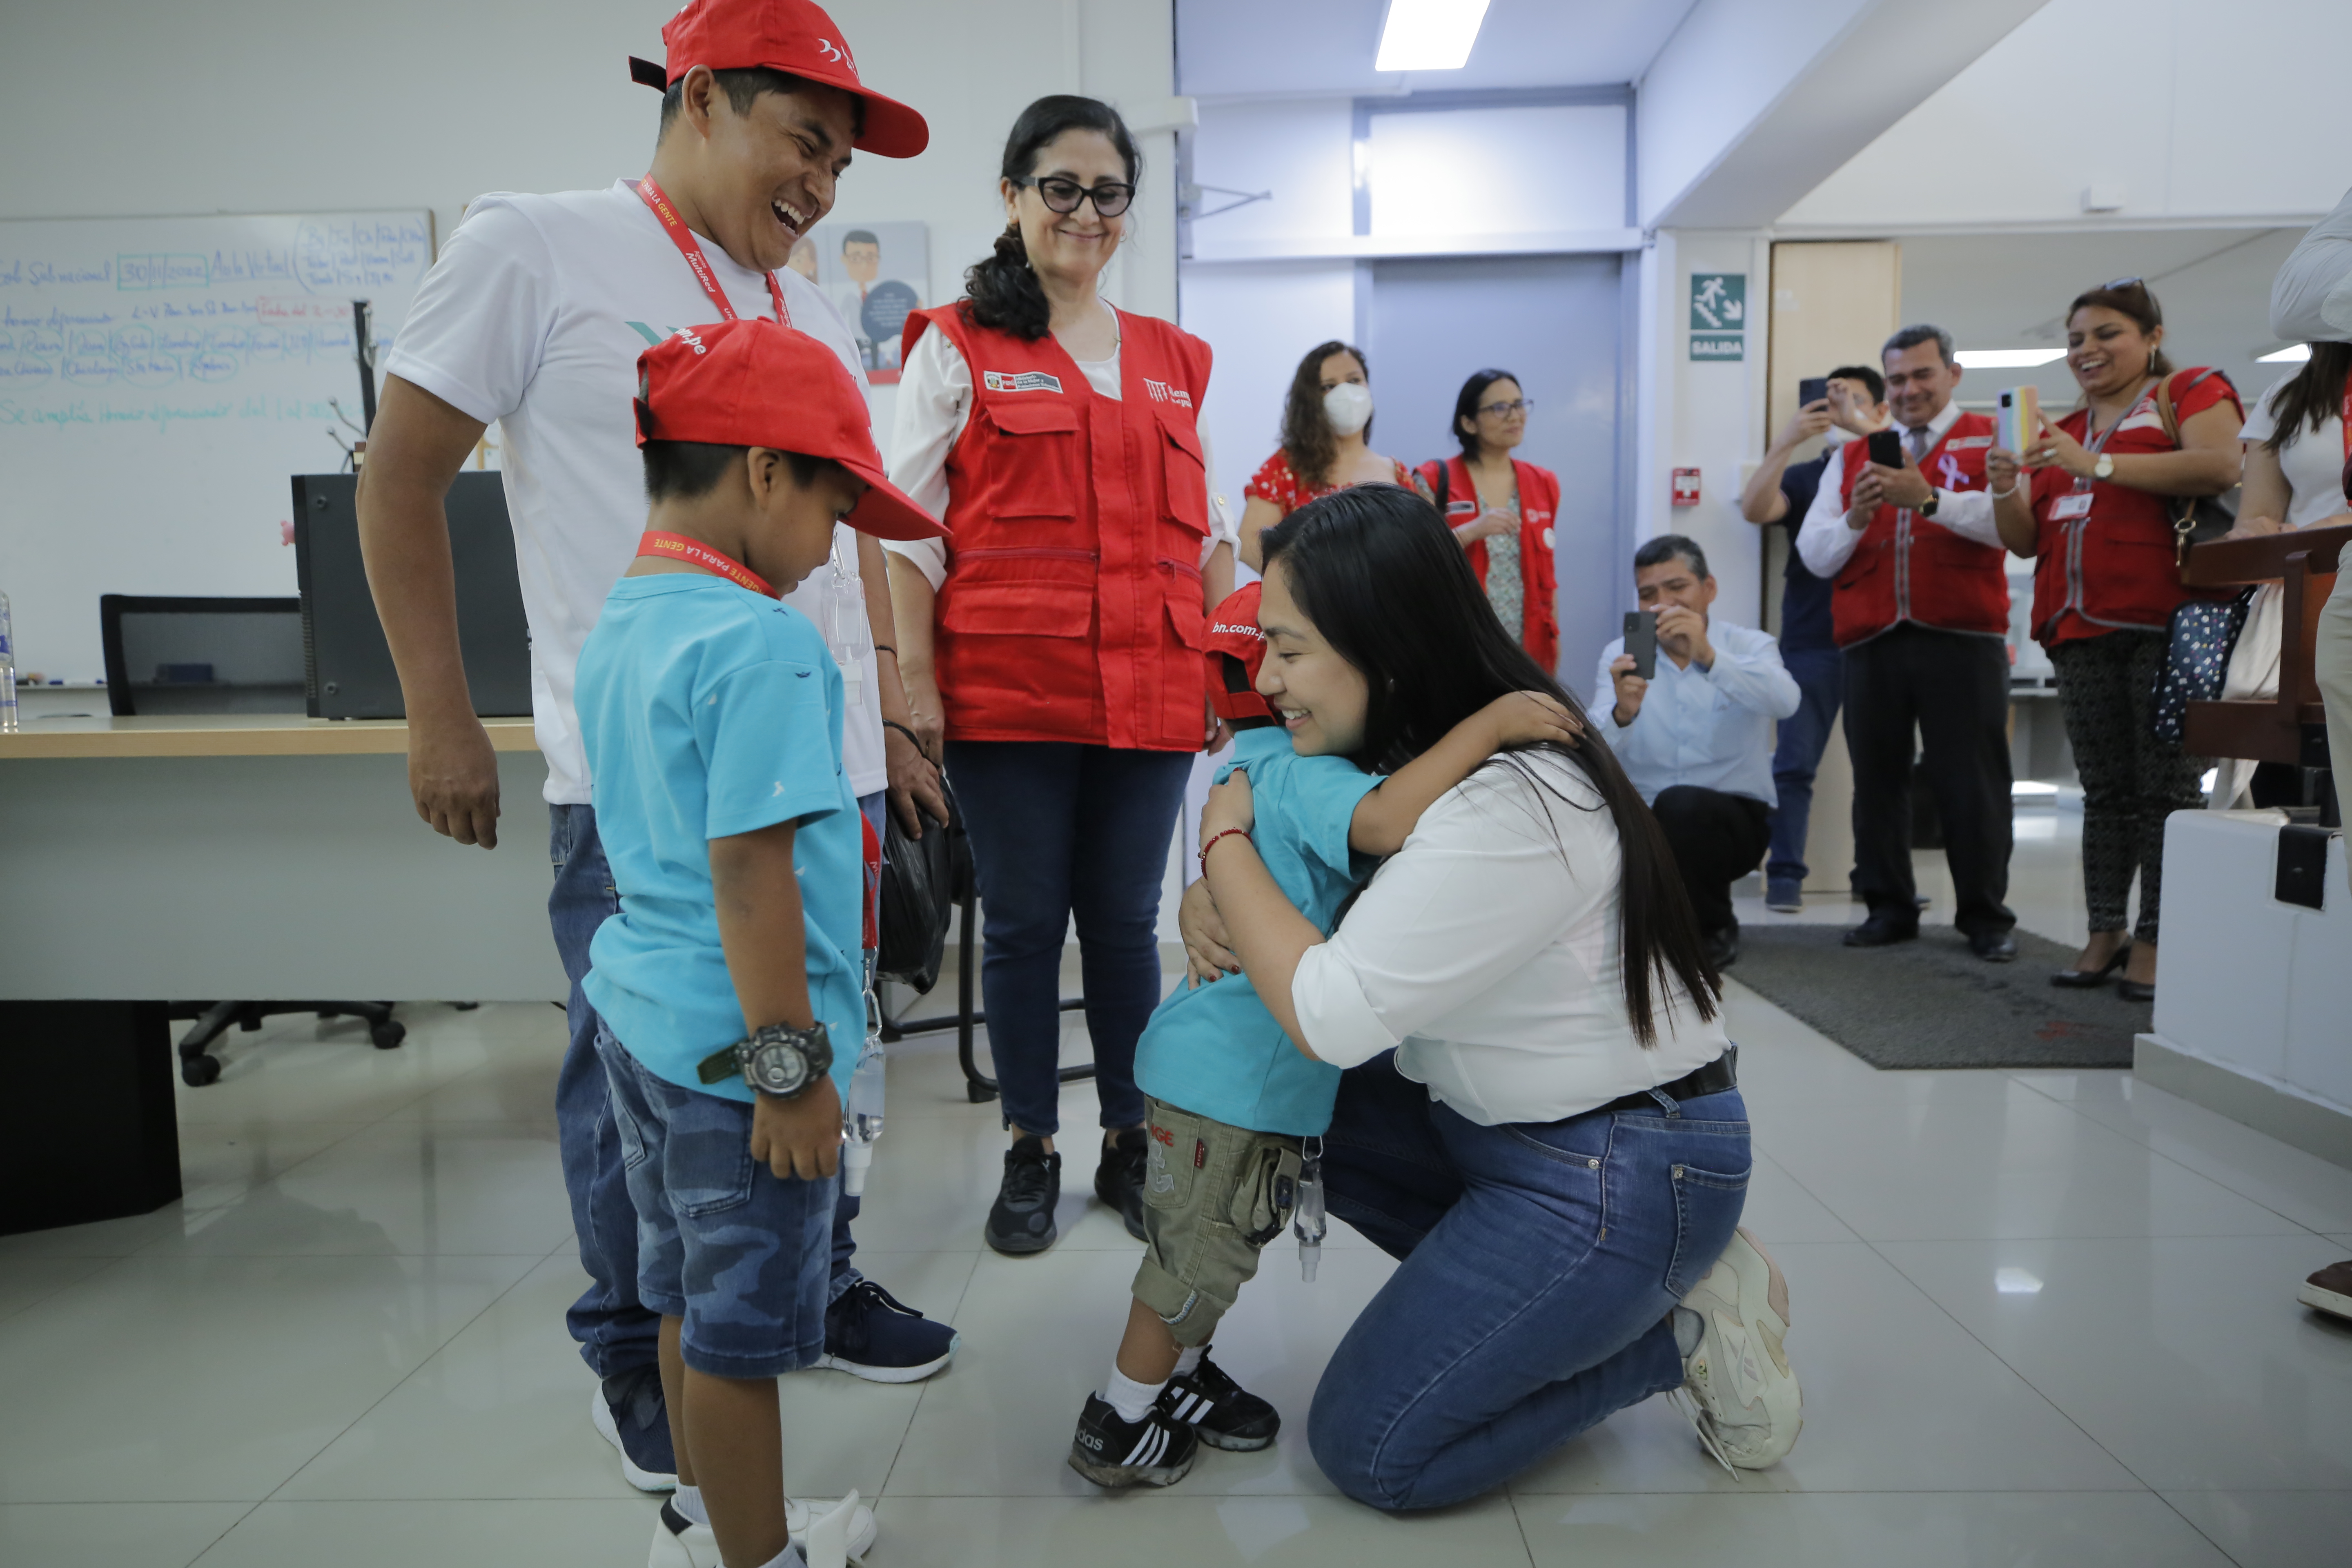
99, 595, 407, 1085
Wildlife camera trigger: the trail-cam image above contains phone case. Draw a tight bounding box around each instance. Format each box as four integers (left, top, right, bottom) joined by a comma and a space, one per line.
1997, 386, 2040, 454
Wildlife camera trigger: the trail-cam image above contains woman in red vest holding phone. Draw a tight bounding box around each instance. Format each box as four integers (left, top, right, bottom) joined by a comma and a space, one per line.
1415, 369, 1561, 671
884, 96, 1234, 1258
1989, 279, 2242, 1003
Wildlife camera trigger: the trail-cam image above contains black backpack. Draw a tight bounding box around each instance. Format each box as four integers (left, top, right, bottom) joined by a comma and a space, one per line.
876, 775, 969, 994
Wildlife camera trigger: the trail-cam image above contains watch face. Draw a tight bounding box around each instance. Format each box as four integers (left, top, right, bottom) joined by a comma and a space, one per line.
748, 1042, 808, 1096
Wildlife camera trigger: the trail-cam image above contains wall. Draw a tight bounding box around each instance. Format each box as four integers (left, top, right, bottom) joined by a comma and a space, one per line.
1781, 0, 2351, 233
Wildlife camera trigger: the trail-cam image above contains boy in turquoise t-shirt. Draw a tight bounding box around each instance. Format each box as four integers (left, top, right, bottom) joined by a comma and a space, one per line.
575, 318, 944, 1568
1068, 584, 1579, 1490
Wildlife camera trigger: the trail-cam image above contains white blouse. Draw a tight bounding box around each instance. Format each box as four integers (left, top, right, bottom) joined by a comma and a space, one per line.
882, 316, 1236, 590
1290, 750, 1732, 1127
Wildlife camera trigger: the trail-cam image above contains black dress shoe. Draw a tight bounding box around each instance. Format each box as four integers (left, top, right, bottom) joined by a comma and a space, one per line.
1842, 916, 1919, 948
2116, 978, 2157, 1003
2050, 944, 2130, 988
1968, 931, 2019, 963
1704, 926, 1740, 970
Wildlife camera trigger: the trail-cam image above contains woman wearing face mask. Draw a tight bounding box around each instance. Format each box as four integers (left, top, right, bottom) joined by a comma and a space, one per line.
1237, 341, 1414, 570
1414, 369, 1560, 669
1988, 279, 2243, 1003
884, 95, 1237, 1258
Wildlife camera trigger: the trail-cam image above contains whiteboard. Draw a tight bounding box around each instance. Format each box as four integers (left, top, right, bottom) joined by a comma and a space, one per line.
0, 211, 434, 682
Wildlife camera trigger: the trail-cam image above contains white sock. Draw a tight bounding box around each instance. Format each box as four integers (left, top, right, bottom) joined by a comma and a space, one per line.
756, 1545, 806, 1568
1673, 1306, 1704, 1359
1102, 1365, 1167, 1424
672, 1483, 708, 1527
1174, 1345, 1205, 1377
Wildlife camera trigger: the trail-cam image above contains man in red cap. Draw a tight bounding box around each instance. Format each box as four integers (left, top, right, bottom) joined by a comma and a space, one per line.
578, 319, 941, 1568
355, 0, 953, 1500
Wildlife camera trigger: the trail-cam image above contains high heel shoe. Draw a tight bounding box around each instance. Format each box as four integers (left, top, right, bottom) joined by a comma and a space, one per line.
2050, 942, 2131, 989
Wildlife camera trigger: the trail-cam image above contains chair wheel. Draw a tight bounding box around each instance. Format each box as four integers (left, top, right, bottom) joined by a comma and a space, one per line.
182, 1055, 222, 1087
370, 1020, 407, 1050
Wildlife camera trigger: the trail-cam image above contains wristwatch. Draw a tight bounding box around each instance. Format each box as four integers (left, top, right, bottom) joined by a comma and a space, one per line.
2093, 453, 2115, 481
1918, 490, 1940, 519
697, 1020, 833, 1097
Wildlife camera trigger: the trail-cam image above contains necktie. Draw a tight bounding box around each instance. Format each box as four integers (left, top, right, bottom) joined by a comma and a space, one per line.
1908, 426, 1929, 463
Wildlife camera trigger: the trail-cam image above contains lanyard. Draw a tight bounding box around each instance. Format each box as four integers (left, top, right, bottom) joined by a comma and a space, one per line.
2071, 377, 2160, 492
2342, 385, 2351, 459
632, 176, 791, 329
638, 531, 776, 597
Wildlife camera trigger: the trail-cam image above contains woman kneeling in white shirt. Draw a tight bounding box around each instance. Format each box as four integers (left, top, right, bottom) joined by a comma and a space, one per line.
1181, 486, 1803, 1508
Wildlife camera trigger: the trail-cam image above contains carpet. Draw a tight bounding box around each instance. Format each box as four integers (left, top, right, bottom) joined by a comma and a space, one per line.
1727, 923, 2147, 1070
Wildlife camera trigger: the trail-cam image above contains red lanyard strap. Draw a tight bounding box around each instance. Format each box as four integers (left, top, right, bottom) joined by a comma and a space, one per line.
633, 176, 791, 329
639, 531, 776, 597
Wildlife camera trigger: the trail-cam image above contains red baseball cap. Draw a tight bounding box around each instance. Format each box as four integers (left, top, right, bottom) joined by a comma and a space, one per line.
634, 318, 946, 543
1205, 584, 1277, 723
629, 0, 928, 159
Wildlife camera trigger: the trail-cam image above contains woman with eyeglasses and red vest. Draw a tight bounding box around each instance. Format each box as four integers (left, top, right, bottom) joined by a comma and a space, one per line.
1414, 368, 1561, 672
882, 95, 1236, 1261
1989, 279, 2243, 1004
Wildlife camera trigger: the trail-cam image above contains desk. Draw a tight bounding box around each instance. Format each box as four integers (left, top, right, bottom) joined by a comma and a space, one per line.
0, 717, 568, 1233
0, 716, 568, 1002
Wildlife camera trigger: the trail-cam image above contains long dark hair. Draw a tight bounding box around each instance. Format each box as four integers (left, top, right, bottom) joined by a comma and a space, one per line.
1281, 340, 1370, 490
1258, 485, 1720, 1044
1452, 368, 1519, 460
2066, 280, 2176, 386
2261, 342, 2352, 454
960, 95, 1140, 342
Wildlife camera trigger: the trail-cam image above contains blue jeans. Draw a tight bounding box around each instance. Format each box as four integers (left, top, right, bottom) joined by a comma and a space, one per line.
943, 742, 1193, 1138
1307, 1052, 1750, 1511
1764, 645, 1843, 887
551, 803, 865, 1381
598, 1022, 835, 1379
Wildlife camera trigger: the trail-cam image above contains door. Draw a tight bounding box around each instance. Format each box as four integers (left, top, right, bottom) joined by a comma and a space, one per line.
1366, 253, 1626, 684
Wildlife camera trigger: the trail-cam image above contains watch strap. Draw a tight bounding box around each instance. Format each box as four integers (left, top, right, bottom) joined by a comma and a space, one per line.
696, 1043, 744, 1085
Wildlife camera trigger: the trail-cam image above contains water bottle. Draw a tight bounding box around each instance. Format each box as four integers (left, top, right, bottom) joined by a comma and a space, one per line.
0, 591, 17, 733
1294, 1138, 1327, 1282
839, 980, 886, 1197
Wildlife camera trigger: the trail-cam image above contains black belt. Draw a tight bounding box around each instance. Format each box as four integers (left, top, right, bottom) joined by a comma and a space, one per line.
1597, 1047, 1738, 1117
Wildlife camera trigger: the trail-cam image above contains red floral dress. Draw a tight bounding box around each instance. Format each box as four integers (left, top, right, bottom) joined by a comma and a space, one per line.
1244, 450, 1416, 517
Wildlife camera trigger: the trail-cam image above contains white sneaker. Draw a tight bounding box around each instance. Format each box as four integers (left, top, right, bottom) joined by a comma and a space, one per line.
1672, 1226, 1801, 1470
648, 1490, 875, 1568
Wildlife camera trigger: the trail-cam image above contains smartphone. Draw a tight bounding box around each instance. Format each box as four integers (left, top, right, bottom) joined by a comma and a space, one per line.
1622, 610, 1657, 681
1867, 428, 1904, 469
1797, 376, 1829, 408
1997, 386, 2040, 454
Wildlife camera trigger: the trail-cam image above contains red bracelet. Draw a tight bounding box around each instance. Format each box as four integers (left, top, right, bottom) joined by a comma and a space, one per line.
1198, 826, 1252, 873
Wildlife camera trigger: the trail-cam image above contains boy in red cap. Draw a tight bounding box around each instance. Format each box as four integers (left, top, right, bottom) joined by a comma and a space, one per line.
363, 0, 955, 1494
575, 318, 944, 1568
1068, 583, 1578, 1489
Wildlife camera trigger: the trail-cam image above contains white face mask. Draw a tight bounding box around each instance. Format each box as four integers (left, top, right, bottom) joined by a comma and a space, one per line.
1322, 381, 1374, 437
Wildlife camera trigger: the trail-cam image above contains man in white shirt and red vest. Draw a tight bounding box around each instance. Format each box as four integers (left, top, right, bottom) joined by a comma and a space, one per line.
1796, 324, 2020, 961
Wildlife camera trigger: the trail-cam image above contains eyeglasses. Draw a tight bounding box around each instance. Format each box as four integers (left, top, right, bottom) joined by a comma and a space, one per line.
2100, 275, 2147, 293
1477, 398, 1532, 418
1014, 176, 1136, 218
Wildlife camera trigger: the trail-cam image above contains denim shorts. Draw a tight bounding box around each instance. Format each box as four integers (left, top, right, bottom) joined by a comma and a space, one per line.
595, 1022, 835, 1379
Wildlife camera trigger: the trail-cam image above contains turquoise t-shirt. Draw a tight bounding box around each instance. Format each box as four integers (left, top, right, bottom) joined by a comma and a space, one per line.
578, 575, 862, 1103
1133, 725, 1382, 1137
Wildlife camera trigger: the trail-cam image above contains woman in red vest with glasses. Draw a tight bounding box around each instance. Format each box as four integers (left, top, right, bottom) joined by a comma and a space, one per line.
884, 96, 1235, 1259
1414, 368, 1561, 671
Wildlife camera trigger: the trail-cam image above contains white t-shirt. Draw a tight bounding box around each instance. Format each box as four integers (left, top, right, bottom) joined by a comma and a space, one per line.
2241, 373, 2349, 531
1290, 750, 1731, 1126
383, 179, 887, 806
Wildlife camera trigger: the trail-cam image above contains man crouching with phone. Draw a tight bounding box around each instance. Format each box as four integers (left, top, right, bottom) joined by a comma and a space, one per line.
1596, 535, 1800, 969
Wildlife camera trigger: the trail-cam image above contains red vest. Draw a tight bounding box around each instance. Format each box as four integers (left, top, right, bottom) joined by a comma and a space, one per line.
1831, 412, 2009, 648
907, 303, 1215, 750
1415, 456, 1561, 671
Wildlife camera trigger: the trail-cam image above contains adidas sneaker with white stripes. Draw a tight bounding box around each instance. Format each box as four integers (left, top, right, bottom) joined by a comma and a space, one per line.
1067, 1390, 1200, 1489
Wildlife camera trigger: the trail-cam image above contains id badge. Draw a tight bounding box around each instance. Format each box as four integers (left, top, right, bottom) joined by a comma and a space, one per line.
2051, 491, 2093, 521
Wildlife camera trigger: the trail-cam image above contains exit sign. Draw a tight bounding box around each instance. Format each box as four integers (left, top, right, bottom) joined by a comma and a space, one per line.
1689, 272, 1746, 361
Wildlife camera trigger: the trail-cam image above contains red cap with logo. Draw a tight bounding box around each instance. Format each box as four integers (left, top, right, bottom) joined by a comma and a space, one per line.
630, 0, 929, 159
1205, 584, 1277, 724
634, 318, 946, 543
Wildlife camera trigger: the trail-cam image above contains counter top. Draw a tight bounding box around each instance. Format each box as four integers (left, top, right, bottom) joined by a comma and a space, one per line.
0, 714, 539, 759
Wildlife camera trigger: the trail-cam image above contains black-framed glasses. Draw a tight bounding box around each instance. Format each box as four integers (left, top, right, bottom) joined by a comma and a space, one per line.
1014, 176, 1135, 218
1477, 397, 1533, 418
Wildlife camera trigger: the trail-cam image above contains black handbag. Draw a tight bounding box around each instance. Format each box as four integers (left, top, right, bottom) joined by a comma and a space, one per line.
2150, 587, 2255, 748
2156, 369, 2240, 565
875, 775, 967, 994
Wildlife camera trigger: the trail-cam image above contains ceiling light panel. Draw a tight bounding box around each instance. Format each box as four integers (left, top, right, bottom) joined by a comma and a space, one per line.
1376, 0, 1492, 72
1954, 348, 2067, 368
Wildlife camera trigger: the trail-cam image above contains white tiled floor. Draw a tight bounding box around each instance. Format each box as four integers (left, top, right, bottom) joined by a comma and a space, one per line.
3, 804, 2349, 1566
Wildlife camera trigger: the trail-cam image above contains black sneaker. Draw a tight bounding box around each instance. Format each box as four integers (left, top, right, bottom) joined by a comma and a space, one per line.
818, 1279, 960, 1383
985, 1134, 1061, 1255
1167, 1353, 1281, 1451
590, 1363, 677, 1492
1068, 1390, 1199, 1488
1095, 1127, 1148, 1241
